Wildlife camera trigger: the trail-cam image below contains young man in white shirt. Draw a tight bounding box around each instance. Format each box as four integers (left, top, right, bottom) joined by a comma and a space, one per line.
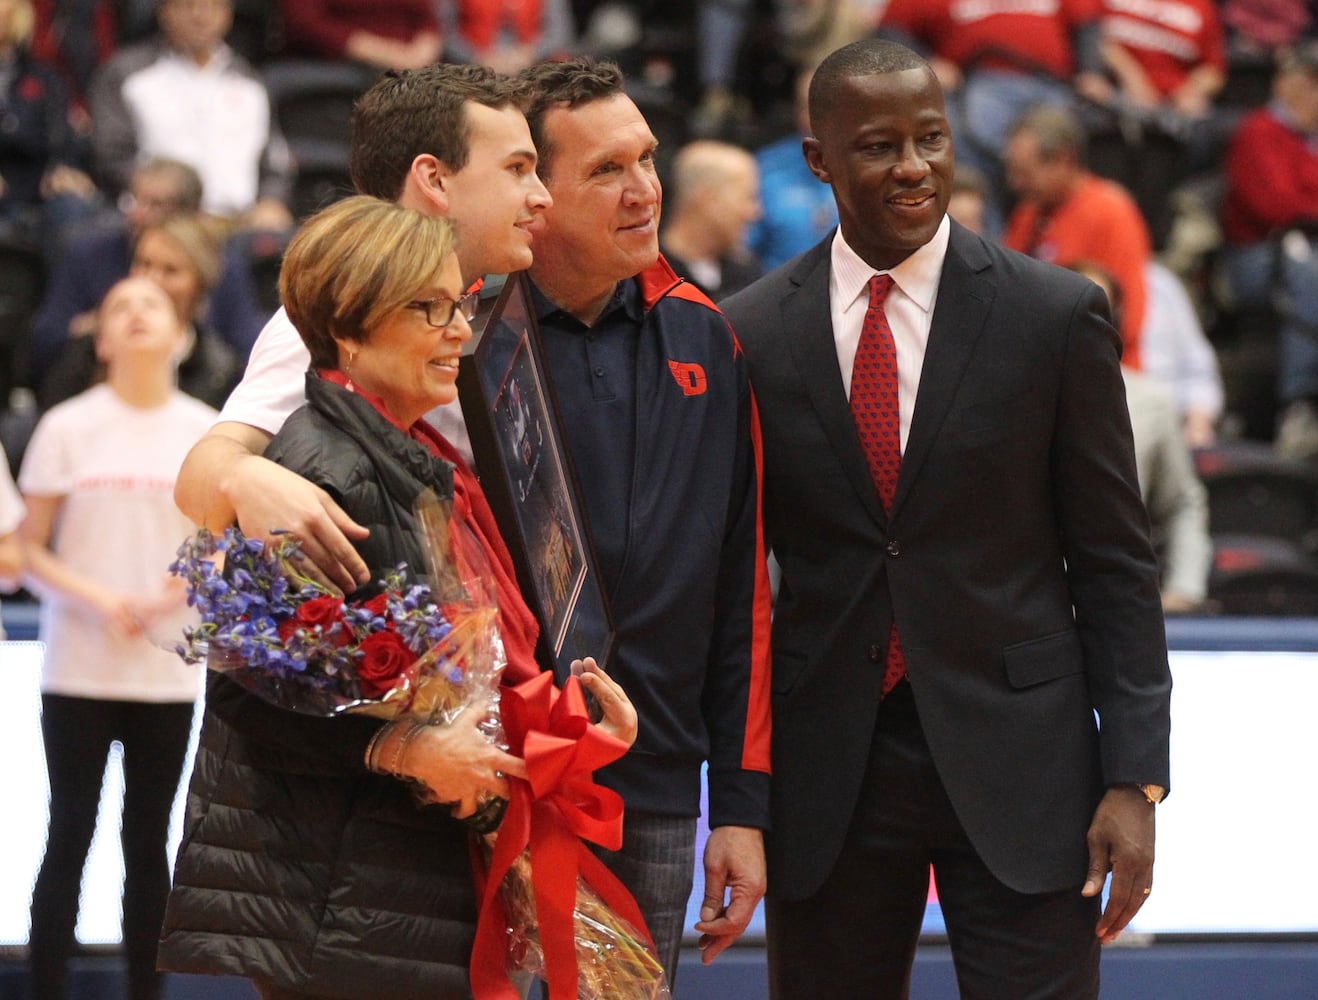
173, 63, 551, 592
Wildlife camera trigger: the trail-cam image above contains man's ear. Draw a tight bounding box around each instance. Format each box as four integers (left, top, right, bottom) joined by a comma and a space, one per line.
802, 137, 830, 184
406, 153, 453, 214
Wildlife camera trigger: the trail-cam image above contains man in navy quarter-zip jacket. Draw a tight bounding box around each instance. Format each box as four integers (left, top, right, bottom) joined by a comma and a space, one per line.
515, 56, 773, 991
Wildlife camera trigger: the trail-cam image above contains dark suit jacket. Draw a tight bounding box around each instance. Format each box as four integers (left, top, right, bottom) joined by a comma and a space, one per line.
721, 220, 1172, 901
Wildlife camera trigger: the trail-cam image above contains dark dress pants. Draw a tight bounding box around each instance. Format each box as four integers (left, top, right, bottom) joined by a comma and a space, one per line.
765, 681, 1101, 1000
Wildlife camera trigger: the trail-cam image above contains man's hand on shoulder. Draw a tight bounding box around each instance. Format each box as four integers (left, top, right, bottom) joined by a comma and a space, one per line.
176, 422, 370, 595
1082, 784, 1156, 944
695, 825, 766, 964
227, 454, 370, 595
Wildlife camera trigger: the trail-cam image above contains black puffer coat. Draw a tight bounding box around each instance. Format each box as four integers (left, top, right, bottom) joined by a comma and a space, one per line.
158, 374, 479, 999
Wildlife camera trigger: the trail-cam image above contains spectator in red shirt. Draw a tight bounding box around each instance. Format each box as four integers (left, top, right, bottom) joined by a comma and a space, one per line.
278, 0, 441, 70
1095, 0, 1226, 114
1220, 41, 1318, 459
437, 0, 574, 74
1221, 0, 1311, 53
1080, 0, 1228, 247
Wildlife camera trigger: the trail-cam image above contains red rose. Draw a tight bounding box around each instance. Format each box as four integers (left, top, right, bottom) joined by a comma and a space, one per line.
277, 618, 298, 642
293, 595, 349, 646
357, 630, 413, 697
296, 595, 344, 627
361, 593, 389, 616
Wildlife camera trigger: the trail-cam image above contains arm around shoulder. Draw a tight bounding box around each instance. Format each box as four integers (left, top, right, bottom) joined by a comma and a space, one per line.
174, 420, 273, 530
175, 420, 370, 594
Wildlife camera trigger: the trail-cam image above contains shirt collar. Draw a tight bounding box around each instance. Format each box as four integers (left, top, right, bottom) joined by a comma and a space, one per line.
529, 276, 642, 331
830, 213, 950, 317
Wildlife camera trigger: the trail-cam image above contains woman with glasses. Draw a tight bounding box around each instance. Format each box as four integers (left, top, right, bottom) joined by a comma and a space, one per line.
159, 195, 636, 1000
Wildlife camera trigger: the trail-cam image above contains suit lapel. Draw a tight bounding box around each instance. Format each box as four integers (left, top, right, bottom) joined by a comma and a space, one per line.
782, 241, 889, 526
891, 224, 996, 519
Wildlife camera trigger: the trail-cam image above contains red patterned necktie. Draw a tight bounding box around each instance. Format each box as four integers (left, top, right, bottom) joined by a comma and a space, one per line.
850, 274, 907, 699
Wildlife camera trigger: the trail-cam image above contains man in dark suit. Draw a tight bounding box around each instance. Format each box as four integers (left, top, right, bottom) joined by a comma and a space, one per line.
721, 38, 1172, 999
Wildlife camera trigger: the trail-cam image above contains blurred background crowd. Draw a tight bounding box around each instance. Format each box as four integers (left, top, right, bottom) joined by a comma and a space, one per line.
2, 0, 1318, 616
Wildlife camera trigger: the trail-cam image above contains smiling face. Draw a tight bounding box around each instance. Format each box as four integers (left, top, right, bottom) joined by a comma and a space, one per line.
444, 102, 551, 281
805, 66, 952, 272
341, 253, 472, 427
95, 277, 187, 367
528, 94, 662, 311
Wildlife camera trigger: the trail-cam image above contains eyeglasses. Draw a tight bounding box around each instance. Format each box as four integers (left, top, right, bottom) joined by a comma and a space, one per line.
406, 292, 479, 328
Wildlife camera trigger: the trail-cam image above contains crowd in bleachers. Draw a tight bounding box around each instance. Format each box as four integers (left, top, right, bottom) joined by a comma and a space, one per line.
3, 0, 1318, 612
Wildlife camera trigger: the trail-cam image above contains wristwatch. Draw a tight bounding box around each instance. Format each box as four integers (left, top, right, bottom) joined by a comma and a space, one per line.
1137, 783, 1166, 805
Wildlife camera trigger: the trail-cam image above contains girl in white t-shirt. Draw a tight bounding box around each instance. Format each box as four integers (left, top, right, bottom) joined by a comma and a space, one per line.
17, 277, 216, 1000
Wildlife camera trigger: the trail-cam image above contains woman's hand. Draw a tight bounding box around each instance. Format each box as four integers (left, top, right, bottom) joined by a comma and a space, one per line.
575, 657, 638, 748
393, 707, 527, 820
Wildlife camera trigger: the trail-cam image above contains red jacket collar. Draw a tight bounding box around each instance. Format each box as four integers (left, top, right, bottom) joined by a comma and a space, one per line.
638, 255, 721, 314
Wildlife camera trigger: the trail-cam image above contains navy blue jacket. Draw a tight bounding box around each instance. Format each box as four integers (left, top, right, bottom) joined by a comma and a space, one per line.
533, 257, 772, 829
0, 49, 74, 214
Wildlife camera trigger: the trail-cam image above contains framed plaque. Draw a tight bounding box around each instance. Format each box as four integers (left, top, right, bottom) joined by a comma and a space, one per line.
457, 272, 616, 679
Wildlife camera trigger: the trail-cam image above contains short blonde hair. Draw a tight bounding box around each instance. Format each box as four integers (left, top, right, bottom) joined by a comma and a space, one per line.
280, 196, 459, 370
138, 214, 223, 292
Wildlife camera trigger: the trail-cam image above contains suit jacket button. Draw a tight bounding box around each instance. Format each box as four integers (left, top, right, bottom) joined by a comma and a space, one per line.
868, 644, 884, 663
886, 539, 901, 557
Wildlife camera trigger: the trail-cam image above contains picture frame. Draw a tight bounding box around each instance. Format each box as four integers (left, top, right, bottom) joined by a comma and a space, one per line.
457, 272, 617, 679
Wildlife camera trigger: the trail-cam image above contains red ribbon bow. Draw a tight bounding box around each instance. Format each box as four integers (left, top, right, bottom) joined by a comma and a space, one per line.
470, 672, 652, 1000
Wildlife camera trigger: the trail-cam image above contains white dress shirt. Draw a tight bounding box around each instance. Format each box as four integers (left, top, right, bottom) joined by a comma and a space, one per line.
830, 214, 951, 452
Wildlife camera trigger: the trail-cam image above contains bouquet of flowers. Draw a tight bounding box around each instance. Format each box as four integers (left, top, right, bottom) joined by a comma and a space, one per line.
170, 522, 500, 726
170, 491, 668, 1000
